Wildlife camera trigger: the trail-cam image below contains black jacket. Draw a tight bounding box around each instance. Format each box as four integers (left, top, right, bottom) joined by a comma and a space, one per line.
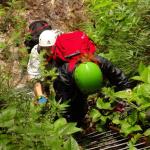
96, 56, 131, 91
53, 55, 131, 124
53, 55, 131, 100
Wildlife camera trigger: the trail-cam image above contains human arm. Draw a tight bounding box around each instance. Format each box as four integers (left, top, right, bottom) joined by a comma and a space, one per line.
96, 55, 131, 91
33, 82, 43, 97
27, 45, 47, 103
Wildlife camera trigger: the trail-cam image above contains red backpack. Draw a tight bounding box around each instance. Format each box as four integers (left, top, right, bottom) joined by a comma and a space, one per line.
51, 31, 96, 72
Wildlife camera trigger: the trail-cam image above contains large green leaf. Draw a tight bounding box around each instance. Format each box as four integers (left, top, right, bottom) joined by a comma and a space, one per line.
112, 113, 121, 125
136, 84, 150, 99
141, 67, 150, 83
139, 112, 146, 123
96, 98, 112, 110
56, 123, 81, 136
121, 122, 142, 136
54, 118, 67, 131
127, 110, 138, 125
90, 109, 101, 122
47, 136, 63, 150
114, 90, 131, 99
144, 129, 150, 136
138, 103, 150, 111
131, 76, 143, 82
64, 137, 80, 150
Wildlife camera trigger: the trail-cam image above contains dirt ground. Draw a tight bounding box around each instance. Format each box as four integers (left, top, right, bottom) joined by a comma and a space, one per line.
25, 0, 86, 32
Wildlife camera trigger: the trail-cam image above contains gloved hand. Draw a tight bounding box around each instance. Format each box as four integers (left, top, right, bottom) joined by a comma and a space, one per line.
37, 96, 47, 104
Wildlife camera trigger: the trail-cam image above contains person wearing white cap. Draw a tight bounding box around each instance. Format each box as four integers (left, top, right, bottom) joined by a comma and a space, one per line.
27, 30, 62, 104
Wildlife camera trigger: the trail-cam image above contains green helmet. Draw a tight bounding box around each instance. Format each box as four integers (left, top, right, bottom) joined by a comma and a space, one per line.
74, 62, 103, 94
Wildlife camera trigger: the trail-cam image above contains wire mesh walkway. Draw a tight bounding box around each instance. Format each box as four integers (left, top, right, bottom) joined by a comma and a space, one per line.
77, 130, 150, 150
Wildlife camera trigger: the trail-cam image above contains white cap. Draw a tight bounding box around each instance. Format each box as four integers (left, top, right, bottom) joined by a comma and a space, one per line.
39, 30, 59, 47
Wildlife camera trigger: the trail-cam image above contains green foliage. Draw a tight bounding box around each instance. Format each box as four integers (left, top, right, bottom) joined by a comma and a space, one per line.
81, 0, 150, 74
89, 64, 150, 149
0, 67, 81, 150
132, 63, 150, 83
90, 108, 101, 122
96, 98, 112, 110
0, 106, 81, 149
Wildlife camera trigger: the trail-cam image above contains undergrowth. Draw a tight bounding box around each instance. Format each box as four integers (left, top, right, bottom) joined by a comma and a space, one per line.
80, 0, 150, 75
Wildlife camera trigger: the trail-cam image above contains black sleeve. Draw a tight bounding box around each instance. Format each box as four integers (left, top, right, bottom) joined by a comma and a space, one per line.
53, 64, 75, 101
95, 55, 131, 91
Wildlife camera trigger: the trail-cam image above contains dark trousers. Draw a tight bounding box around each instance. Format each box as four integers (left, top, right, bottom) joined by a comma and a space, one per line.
53, 77, 88, 126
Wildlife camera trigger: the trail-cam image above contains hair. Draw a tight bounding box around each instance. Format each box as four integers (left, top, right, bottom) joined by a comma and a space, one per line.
79, 53, 100, 65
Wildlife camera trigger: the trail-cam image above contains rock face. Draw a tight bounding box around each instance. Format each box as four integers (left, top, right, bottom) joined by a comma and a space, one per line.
25, 0, 86, 31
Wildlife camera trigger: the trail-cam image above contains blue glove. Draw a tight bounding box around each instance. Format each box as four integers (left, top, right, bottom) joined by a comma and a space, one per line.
37, 96, 47, 104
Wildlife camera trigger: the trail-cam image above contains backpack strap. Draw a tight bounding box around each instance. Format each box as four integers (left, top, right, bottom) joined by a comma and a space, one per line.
65, 50, 81, 59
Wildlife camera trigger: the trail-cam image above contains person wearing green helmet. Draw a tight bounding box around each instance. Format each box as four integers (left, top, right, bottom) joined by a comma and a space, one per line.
52, 54, 132, 127
27, 30, 133, 127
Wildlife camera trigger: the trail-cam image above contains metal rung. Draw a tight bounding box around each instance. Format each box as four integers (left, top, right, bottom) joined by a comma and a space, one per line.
83, 130, 111, 138
77, 131, 113, 143
139, 145, 150, 150
86, 135, 127, 148
85, 131, 99, 136
118, 142, 146, 150
118, 146, 131, 150
76, 131, 109, 142
87, 132, 118, 140
87, 141, 128, 150
135, 142, 146, 147
95, 138, 128, 148
100, 141, 129, 150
